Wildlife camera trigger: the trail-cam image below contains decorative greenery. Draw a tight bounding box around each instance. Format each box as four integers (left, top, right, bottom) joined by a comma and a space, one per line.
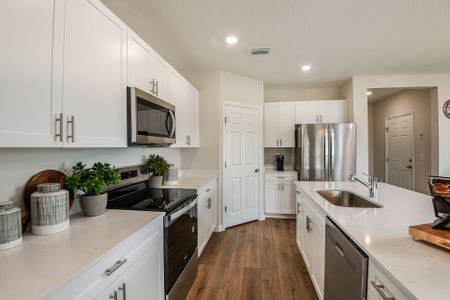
146, 154, 169, 176
65, 162, 120, 196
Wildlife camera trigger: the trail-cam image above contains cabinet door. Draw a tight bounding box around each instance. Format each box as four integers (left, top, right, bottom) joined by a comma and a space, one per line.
296, 193, 305, 250
197, 196, 208, 254
185, 85, 200, 147
149, 52, 169, 101
169, 70, 187, 147
302, 203, 314, 270
319, 100, 346, 123
127, 30, 151, 93
277, 102, 295, 147
264, 182, 280, 213
264, 102, 278, 147
206, 185, 217, 237
280, 182, 296, 214
63, 0, 126, 147
118, 240, 165, 300
312, 223, 325, 298
295, 101, 319, 124
0, 0, 62, 147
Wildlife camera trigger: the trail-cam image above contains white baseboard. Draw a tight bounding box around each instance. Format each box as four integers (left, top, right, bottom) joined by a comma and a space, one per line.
259, 214, 266, 221
264, 213, 296, 219
214, 225, 225, 232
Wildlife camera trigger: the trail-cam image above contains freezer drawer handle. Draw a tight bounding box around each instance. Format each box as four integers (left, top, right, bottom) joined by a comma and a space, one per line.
335, 243, 344, 257
371, 281, 395, 300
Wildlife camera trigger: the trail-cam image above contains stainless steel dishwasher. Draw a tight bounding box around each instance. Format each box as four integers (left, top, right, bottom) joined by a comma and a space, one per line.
324, 217, 368, 300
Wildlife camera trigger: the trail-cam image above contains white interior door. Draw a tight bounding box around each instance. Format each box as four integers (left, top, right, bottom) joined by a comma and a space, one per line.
224, 104, 260, 228
386, 113, 414, 190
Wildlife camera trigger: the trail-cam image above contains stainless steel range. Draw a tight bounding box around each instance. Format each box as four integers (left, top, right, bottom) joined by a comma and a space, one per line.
106, 165, 198, 300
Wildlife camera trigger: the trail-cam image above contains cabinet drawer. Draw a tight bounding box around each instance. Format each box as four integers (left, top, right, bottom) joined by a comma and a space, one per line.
46, 218, 163, 300
265, 174, 297, 182
368, 260, 412, 300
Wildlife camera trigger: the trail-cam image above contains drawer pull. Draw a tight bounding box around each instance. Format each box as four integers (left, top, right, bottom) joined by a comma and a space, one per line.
105, 259, 127, 276
110, 291, 118, 300
371, 281, 395, 300
119, 283, 127, 300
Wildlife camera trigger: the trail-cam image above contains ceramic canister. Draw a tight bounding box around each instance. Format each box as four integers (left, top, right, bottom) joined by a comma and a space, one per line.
0, 202, 22, 251
31, 183, 69, 235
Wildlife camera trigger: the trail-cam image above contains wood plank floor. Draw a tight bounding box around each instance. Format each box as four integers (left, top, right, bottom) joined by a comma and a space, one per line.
186, 218, 318, 300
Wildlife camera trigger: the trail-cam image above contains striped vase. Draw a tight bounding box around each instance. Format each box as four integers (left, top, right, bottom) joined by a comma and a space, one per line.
0, 202, 22, 251
31, 183, 69, 235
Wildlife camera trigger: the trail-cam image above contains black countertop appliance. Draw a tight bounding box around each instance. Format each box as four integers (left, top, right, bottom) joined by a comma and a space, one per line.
275, 154, 284, 171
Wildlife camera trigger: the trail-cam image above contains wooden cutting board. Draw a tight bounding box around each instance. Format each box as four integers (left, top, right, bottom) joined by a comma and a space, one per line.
409, 223, 450, 251
22, 170, 74, 233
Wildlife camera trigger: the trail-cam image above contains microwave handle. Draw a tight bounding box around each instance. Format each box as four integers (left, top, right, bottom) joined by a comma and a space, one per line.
168, 111, 176, 137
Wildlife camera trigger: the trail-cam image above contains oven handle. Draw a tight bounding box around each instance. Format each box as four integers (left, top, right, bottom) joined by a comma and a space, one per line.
168, 111, 176, 138
168, 197, 197, 223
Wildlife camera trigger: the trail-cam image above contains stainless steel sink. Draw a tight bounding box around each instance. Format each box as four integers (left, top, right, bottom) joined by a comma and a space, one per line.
316, 190, 382, 208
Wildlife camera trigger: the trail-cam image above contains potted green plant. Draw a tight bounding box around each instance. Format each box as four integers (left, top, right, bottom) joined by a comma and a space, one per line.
65, 162, 120, 217
146, 154, 169, 187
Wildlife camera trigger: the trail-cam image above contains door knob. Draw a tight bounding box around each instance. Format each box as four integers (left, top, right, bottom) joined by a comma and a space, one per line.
407, 165, 413, 169
255, 168, 260, 173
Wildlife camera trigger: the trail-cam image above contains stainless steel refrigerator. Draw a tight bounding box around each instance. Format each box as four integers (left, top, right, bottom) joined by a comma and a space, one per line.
294, 123, 356, 181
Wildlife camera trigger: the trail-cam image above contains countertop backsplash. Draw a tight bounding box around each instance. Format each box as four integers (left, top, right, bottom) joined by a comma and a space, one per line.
0, 147, 180, 212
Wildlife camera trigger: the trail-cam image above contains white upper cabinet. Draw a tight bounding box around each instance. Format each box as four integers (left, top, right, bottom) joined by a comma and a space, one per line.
62, 0, 127, 147
127, 30, 152, 93
0, 0, 61, 147
264, 102, 295, 147
318, 100, 346, 123
149, 52, 169, 101
169, 70, 200, 148
294, 101, 319, 124
295, 100, 346, 124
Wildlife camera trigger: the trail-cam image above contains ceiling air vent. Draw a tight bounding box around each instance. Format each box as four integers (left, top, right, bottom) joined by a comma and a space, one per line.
248, 47, 271, 56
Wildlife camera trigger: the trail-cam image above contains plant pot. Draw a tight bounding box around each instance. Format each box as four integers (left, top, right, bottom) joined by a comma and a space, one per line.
149, 175, 164, 188
80, 193, 108, 217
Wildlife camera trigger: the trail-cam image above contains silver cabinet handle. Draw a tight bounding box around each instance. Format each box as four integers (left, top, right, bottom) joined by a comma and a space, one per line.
55, 113, 63, 142
207, 198, 211, 209
255, 168, 260, 173
185, 135, 191, 145
371, 281, 395, 300
110, 291, 118, 300
306, 216, 312, 233
296, 191, 300, 195
67, 116, 75, 143
297, 202, 302, 213
118, 283, 127, 300
277, 176, 285, 179
150, 79, 156, 94
282, 183, 284, 190
156, 81, 159, 96
105, 259, 127, 276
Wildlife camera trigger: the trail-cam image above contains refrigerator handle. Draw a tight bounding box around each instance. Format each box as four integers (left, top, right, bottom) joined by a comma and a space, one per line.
324, 129, 329, 181
330, 127, 335, 181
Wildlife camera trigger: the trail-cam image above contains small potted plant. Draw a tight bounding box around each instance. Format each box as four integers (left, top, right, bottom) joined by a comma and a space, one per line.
146, 154, 169, 187
65, 162, 120, 217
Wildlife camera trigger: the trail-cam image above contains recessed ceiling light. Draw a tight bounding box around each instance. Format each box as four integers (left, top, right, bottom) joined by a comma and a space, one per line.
366, 91, 373, 96
225, 36, 238, 45
301, 64, 311, 72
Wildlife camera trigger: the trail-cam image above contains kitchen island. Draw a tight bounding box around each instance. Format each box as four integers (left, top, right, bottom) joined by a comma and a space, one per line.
296, 181, 450, 300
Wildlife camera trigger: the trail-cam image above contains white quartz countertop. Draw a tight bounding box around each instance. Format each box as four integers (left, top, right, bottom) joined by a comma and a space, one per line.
296, 181, 450, 300
0, 210, 164, 300
161, 174, 217, 190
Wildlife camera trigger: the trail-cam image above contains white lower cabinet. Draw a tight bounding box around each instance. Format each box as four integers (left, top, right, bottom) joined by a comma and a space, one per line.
368, 260, 411, 300
296, 189, 325, 300
198, 181, 217, 256
265, 174, 297, 215
46, 218, 164, 300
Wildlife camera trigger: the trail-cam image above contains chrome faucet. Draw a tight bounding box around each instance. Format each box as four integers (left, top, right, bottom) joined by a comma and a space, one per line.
348, 173, 378, 198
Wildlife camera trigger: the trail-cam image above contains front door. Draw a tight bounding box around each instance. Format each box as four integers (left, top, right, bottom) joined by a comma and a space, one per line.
386, 113, 414, 190
224, 104, 260, 228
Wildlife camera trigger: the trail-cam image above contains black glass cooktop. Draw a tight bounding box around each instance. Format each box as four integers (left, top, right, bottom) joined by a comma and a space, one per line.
106, 181, 197, 214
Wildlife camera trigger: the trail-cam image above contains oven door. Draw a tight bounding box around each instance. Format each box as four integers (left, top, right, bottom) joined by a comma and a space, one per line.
128, 87, 176, 145
164, 195, 198, 294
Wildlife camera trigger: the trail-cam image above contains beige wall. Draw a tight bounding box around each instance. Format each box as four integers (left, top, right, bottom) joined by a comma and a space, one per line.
368, 102, 374, 176
264, 87, 340, 102
340, 79, 354, 122
371, 89, 432, 194
221, 71, 264, 107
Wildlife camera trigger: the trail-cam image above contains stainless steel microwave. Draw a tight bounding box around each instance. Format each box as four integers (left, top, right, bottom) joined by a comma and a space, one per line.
127, 87, 176, 145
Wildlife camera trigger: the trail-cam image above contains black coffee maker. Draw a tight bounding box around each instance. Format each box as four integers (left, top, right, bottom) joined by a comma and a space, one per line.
275, 154, 284, 171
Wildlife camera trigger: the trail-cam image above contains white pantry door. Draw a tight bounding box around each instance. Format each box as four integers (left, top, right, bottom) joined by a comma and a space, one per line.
386, 113, 414, 190
224, 105, 260, 228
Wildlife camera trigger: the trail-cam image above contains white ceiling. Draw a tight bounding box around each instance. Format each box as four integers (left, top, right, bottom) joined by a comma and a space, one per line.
102, 0, 450, 88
